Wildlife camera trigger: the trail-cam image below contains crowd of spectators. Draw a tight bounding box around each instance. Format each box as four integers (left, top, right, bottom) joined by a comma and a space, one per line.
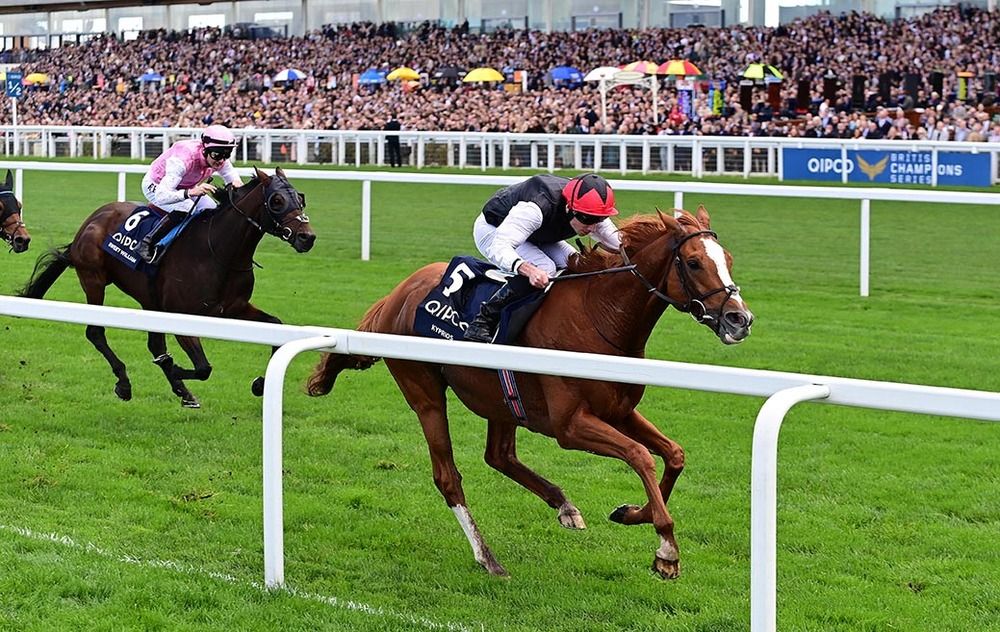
2, 6, 1000, 142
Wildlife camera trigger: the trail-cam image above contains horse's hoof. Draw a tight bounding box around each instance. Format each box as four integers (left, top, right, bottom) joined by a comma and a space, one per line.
251, 376, 265, 397
114, 382, 132, 401
609, 504, 641, 525
558, 502, 587, 529
181, 397, 201, 409
477, 550, 510, 577
652, 556, 681, 580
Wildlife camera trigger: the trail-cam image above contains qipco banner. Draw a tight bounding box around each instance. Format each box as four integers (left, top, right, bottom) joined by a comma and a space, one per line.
782, 148, 992, 186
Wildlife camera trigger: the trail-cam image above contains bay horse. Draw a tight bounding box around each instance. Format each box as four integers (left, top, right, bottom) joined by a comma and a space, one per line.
19, 166, 315, 408
1, 169, 30, 253
306, 206, 754, 579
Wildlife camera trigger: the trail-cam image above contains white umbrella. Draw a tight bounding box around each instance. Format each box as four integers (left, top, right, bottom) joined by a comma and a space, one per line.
585, 67, 624, 126
273, 68, 306, 83
585, 68, 646, 125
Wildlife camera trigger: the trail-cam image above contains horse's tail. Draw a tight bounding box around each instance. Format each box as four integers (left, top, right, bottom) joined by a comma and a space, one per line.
306, 296, 387, 397
18, 245, 73, 299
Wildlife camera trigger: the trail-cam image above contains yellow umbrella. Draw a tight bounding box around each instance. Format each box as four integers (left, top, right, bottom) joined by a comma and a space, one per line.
462, 67, 505, 83
621, 60, 659, 75
24, 72, 50, 85
387, 66, 420, 81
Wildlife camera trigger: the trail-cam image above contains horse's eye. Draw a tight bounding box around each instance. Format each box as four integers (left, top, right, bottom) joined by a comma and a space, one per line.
686, 259, 700, 270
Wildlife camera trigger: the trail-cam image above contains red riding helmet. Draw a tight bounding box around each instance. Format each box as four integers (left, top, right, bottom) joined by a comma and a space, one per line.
561, 173, 618, 217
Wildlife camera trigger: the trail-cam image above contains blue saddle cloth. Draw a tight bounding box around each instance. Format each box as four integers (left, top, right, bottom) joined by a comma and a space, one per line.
414, 256, 546, 344
101, 205, 199, 272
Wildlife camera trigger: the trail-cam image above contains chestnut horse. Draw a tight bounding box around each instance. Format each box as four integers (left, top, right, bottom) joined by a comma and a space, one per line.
307, 207, 754, 579
1, 169, 30, 253
19, 167, 315, 408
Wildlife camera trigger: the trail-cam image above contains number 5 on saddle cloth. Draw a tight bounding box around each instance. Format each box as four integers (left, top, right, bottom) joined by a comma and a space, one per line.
414, 256, 549, 423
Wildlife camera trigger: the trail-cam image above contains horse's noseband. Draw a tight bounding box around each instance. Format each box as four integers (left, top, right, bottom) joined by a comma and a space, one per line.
622, 229, 739, 326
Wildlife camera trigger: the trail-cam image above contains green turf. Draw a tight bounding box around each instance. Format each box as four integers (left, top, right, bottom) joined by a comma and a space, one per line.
1, 168, 999, 631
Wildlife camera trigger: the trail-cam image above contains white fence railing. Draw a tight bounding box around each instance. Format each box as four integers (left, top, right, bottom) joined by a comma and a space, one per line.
1, 295, 999, 632
4, 161, 1000, 297
2, 124, 999, 183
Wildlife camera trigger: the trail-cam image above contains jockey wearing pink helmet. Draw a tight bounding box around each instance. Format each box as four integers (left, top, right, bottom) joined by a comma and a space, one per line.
137, 124, 245, 263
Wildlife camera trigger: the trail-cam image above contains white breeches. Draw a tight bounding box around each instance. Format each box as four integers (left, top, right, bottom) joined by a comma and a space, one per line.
142, 173, 219, 214
473, 214, 575, 276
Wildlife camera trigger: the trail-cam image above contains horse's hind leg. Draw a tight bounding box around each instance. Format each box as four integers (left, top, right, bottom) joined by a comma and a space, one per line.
484, 419, 586, 529
607, 409, 685, 529
146, 332, 199, 406
388, 359, 508, 577
79, 273, 131, 401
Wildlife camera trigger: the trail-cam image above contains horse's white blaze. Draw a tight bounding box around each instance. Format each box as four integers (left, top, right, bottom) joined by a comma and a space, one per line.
701, 238, 748, 310
656, 536, 679, 562
452, 505, 488, 563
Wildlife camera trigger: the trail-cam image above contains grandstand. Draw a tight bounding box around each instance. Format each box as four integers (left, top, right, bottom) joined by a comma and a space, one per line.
0, 1, 997, 148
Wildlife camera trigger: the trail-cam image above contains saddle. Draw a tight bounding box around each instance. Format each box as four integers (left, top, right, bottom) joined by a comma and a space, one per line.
414, 256, 547, 344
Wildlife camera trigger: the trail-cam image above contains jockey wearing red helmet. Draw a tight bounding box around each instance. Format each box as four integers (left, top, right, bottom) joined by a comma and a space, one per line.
137, 124, 245, 263
464, 173, 621, 343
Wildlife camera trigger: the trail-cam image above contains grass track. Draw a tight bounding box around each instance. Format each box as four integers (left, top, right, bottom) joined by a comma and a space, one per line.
1, 167, 999, 631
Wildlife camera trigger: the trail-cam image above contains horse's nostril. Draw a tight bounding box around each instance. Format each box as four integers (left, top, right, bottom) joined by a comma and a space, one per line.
725, 311, 748, 328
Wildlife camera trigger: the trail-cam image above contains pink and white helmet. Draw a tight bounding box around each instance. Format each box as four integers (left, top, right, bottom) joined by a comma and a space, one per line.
201, 124, 237, 149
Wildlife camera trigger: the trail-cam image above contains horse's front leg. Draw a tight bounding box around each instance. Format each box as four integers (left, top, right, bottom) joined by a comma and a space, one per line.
554, 411, 680, 580
147, 331, 199, 406
608, 409, 685, 528
168, 335, 212, 408
228, 303, 282, 397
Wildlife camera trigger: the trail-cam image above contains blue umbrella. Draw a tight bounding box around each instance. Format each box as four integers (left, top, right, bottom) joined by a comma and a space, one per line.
358, 68, 388, 85
138, 72, 164, 82
550, 66, 583, 86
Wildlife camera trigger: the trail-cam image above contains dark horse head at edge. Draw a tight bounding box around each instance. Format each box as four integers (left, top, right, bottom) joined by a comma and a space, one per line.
1, 169, 30, 253
18, 165, 315, 408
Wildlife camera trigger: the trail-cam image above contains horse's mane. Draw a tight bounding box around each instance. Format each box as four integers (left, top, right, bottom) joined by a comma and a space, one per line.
567, 209, 700, 274
211, 176, 262, 210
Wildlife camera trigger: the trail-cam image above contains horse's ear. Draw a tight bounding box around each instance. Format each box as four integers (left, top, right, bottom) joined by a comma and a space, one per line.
254, 166, 269, 183
275, 165, 285, 179
655, 207, 681, 234
695, 204, 712, 229
4, 170, 12, 189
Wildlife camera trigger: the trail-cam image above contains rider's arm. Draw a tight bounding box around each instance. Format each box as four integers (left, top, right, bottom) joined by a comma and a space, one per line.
486, 201, 543, 273
590, 218, 622, 250
216, 160, 243, 187
156, 156, 194, 204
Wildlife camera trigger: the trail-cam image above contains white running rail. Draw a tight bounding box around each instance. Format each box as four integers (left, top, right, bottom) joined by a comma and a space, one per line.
1, 295, 998, 631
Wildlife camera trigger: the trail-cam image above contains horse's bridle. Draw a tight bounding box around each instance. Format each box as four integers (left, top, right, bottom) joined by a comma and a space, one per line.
620, 229, 740, 326
228, 178, 309, 242
0, 190, 25, 247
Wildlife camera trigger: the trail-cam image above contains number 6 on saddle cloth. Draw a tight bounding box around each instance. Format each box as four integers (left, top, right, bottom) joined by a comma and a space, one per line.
101, 205, 204, 272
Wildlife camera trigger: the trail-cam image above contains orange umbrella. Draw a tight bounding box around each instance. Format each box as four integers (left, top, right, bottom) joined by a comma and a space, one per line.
657, 60, 702, 76
620, 60, 659, 75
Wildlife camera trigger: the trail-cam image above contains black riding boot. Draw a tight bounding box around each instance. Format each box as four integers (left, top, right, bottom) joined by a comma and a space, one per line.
136, 211, 185, 263
463, 275, 535, 343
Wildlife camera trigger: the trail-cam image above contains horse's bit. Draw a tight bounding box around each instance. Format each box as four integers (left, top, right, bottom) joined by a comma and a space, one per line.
620, 229, 740, 326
